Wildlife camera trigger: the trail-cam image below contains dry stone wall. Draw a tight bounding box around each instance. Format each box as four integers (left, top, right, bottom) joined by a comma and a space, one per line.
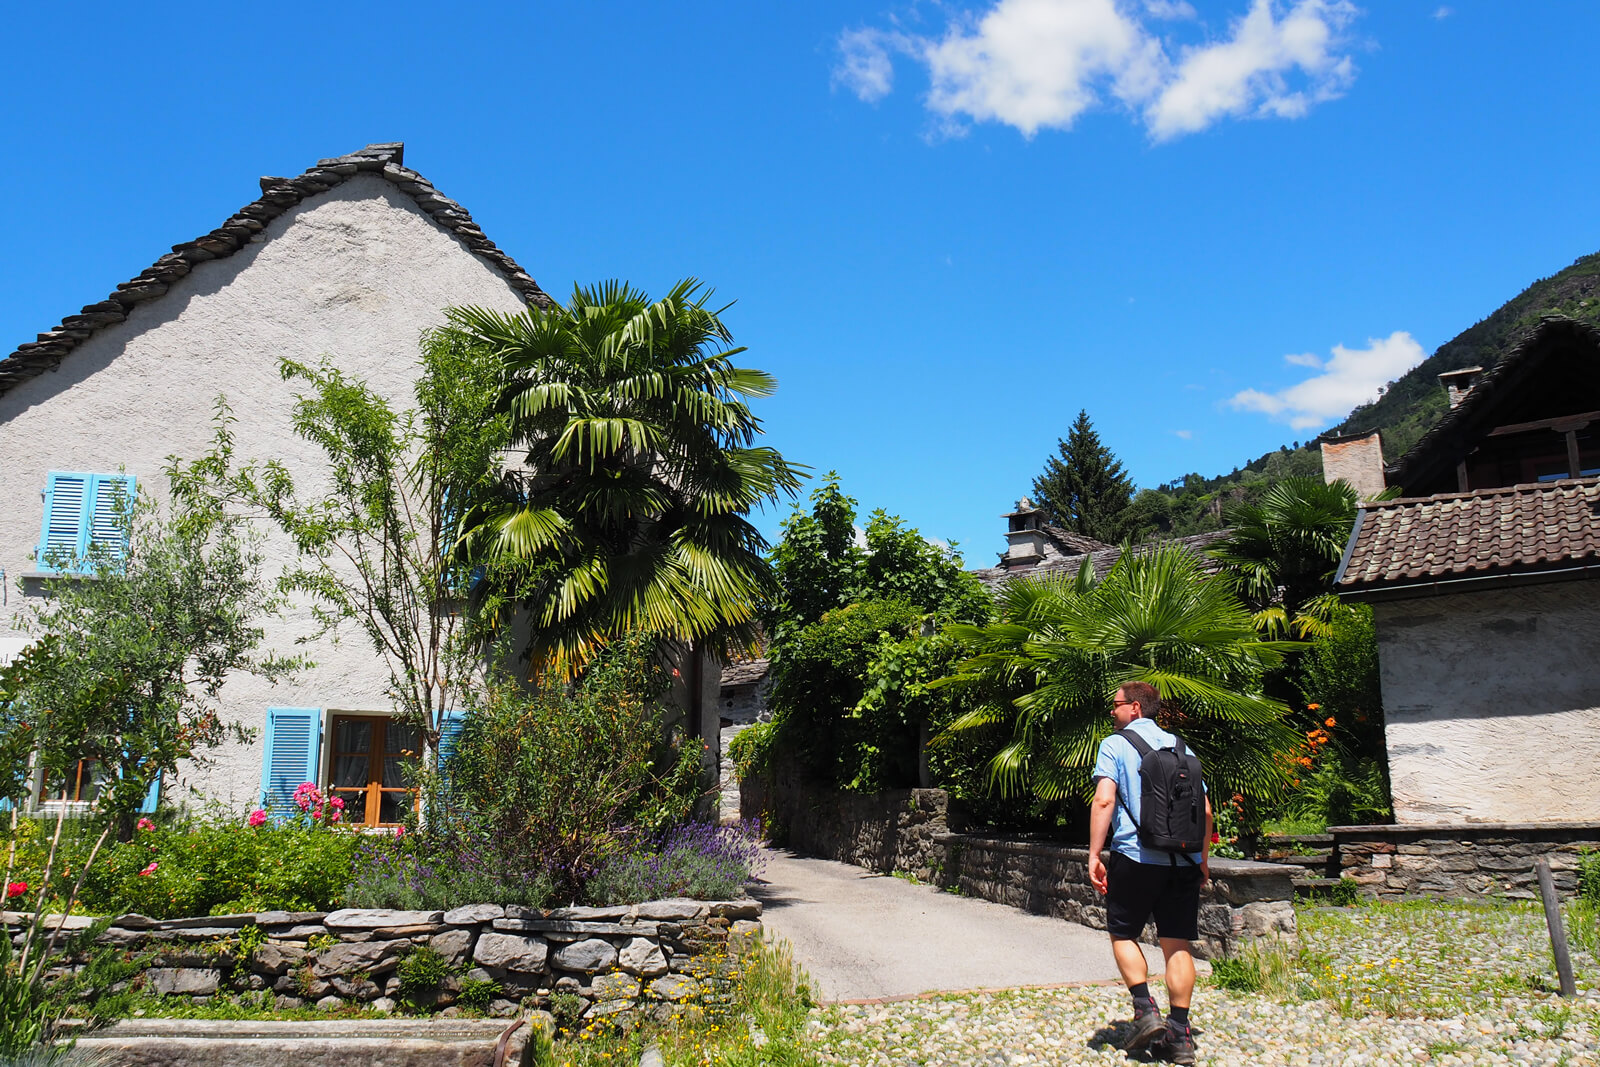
1330, 822, 1600, 899
6, 899, 761, 1024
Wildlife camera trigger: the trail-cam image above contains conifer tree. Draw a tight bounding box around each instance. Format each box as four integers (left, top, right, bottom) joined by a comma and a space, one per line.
1031, 409, 1135, 542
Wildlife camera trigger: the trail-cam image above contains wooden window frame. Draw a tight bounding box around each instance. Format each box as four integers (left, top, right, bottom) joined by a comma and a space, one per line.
326, 714, 420, 828
39, 757, 103, 804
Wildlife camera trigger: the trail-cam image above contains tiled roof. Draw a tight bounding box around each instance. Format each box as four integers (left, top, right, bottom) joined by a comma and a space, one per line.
720, 658, 770, 688
971, 530, 1228, 588
0, 143, 551, 397
1334, 477, 1600, 596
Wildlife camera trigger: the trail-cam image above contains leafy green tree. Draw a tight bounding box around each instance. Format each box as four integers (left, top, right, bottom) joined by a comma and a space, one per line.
1207, 476, 1379, 638
448, 280, 804, 676
12, 455, 297, 841
223, 326, 506, 769
1031, 410, 1135, 542
765, 475, 860, 643
938, 544, 1302, 806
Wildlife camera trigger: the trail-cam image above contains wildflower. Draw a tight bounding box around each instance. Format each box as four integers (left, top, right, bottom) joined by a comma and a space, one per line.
5, 882, 26, 898
247, 809, 267, 827
138, 862, 159, 877
394, 825, 405, 839
1211, 832, 1222, 844
1325, 717, 1337, 729
136, 817, 156, 832
1307, 703, 1321, 710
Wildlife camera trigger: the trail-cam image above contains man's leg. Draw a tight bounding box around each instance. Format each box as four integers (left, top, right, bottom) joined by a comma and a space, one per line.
1112, 936, 1150, 989
1158, 938, 1195, 1009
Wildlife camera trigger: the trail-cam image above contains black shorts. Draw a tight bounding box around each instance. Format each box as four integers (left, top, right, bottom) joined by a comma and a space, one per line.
1104, 851, 1202, 941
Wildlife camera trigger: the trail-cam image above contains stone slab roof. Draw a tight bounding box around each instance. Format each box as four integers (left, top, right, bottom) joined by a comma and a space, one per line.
0, 143, 551, 397
1334, 477, 1600, 597
971, 530, 1228, 588
720, 658, 770, 688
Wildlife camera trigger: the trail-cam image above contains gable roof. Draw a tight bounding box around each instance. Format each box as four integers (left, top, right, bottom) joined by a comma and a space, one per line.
1334, 477, 1600, 599
0, 143, 551, 398
1386, 315, 1600, 493
971, 530, 1227, 588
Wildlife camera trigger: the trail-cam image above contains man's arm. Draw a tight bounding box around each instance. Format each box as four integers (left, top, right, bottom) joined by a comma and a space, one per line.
1200, 794, 1213, 887
1088, 776, 1117, 895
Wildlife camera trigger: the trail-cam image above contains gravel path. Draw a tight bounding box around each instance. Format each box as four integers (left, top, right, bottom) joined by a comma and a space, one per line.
798, 902, 1600, 1065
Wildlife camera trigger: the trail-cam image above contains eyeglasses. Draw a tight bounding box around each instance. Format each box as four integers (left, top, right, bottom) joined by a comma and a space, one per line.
1112, 698, 1137, 708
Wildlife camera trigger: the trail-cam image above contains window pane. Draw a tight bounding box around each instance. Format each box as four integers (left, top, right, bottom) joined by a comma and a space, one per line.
378, 791, 412, 825
386, 722, 421, 757
332, 755, 370, 789
382, 755, 413, 789
333, 788, 368, 824
335, 718, 373, 754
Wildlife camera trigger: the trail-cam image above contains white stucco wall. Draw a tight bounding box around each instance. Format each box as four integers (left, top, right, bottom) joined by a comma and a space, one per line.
0, 174, 529, 810
1374, 580, 1600, 825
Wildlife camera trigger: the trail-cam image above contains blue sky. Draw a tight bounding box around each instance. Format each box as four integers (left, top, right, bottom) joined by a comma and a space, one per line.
4, 2, 1599, 563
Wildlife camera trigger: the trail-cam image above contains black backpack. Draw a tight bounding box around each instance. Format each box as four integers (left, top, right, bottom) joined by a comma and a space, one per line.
1115, 727, 1207, 861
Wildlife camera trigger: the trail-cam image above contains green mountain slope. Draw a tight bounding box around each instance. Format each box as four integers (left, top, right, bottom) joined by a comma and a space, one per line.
1136, 251, 1600, 536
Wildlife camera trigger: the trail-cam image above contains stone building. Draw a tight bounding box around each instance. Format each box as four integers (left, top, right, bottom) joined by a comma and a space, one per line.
0, 143, 724, 822
1330, 316, 1600, 825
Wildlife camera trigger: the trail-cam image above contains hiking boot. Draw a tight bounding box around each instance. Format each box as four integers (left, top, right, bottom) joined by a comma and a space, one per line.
1123, 1005, 1166, 1050
1150, 1022, 1197, 1065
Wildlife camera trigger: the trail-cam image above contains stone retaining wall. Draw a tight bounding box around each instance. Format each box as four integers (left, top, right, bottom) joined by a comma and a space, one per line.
1329, 822, 1600, 899
5, 898, 761, 1024
742, 768, 1294, 959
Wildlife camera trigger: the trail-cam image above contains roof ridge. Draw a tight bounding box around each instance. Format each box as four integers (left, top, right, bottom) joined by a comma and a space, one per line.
0, 143, 552, 397
1365, 475, 1600, 510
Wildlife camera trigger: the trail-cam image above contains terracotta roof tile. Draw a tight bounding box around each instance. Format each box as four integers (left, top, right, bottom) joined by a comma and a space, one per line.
1336, 478, 1600, 594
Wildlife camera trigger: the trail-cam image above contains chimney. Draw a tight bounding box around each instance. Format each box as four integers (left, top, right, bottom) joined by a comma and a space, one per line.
1002, 497, 1048, 565
1438, 367, 1484, 409
1319, 430, 1387, 501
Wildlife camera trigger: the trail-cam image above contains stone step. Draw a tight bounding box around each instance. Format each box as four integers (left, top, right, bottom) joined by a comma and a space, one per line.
1263, 852, 1334, 869
1263, 834, 1334, 846
72, 1017, 533, 1067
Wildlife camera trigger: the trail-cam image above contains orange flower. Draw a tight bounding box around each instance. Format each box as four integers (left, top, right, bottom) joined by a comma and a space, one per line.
1325, 717, 1337, 729
1296, 756, 1313, 767
1307, 703, 1321, 711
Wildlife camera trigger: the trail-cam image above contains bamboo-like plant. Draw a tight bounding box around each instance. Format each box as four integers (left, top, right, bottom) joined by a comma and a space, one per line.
936, 544, 1303, 804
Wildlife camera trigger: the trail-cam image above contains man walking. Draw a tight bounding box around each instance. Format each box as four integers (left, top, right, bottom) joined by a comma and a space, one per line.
1088, 681, 1211, 1065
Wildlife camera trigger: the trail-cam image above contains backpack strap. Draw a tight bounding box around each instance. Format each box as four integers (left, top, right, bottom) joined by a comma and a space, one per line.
1112, 726, 1198, 867
1115, 727, 1154, 758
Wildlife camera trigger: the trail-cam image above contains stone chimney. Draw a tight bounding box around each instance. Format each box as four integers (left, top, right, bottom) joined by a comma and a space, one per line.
1002, 498, 1048, 565
1320, 430, 1387, 501
1438, 367, 1484, 409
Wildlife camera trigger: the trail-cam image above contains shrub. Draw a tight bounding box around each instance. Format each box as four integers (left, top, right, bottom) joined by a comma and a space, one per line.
437, 633, 702, 901
397, 945, 450, 1000
70, 808, 357, 919
585, 821, 764, 904
1578, 848, 1600, 905
728, 721, 775, 782
456, 976, 501, 1013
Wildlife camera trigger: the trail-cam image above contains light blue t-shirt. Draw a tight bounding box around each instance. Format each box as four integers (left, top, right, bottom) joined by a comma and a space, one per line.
1093, 717, 1205, 866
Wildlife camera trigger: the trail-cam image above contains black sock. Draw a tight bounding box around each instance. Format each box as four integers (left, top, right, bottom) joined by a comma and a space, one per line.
1167, 1004, 1190, 1026
1129, 982, 1154, 1011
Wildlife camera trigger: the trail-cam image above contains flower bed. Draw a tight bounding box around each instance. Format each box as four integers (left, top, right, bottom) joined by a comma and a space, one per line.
3, 898, 763, 1025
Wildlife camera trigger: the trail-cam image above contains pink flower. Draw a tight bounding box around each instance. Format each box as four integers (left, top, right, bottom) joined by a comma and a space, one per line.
138, 862, 159, 877
136, 817, 155, 832
247, 809, 267, 827
5, 882, 27, 898
394, 826, 405, 839
330, 797, 344, 810
331, 812, 342, 823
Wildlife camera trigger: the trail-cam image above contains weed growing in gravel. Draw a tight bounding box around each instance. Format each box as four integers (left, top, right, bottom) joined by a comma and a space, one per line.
1207, 938, 1301, 999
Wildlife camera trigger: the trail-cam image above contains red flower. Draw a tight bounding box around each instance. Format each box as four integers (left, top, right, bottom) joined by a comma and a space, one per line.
1211, 832, 1222, 844
5, 882, 26, 898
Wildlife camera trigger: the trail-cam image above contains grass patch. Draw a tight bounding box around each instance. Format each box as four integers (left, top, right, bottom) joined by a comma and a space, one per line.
1260, 814, 1328, 837
1206, 938, 1302, 999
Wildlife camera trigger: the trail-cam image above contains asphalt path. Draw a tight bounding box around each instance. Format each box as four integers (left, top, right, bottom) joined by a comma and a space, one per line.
748, 848, 1168, 1002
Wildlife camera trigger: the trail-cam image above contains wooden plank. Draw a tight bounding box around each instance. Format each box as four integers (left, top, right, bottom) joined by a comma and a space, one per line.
1535, 856, 1577, 998
1486, 410, 1600, 437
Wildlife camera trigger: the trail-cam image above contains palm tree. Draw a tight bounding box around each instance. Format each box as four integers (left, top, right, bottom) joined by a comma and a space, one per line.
936, 544, 1302, 805
1207, 476, 1383, 638
448, 280, 804, 675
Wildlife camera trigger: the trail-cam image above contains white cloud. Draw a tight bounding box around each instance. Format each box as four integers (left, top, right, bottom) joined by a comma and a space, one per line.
833, 0, 1360, 140
1229, 331, 1427, 431
1283, 351, 1323, 367
1145, 0, 1358, 140
835, 28, 898, 102
1172, 428, 1194, 439
1145, 0, 1198, 19
1433, 6, 1453, 18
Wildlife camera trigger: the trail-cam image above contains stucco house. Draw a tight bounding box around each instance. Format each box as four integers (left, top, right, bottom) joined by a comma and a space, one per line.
1329, 316, 1600, 825
0, 143, 722, 823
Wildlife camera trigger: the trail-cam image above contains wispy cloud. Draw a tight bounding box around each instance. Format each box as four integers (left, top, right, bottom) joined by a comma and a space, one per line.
1433, 6, 1453, 19
1228, 331, 1426, 431
1172, 428, 1194, 439
833, 0, 1361, 141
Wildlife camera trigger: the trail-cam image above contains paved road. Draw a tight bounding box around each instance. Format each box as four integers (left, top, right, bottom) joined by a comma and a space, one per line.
748, 848, 1167, 1002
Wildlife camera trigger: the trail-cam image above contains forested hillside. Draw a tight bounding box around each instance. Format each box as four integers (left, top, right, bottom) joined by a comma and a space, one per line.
1133, 251, 1600, 536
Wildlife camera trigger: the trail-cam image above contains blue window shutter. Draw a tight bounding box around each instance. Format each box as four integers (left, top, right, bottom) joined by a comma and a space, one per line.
87, 474, 136, 562
437, 710, 465, 796
38, 472, 89, 569
260, 707, 323, 817
137, 773, 161, 815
